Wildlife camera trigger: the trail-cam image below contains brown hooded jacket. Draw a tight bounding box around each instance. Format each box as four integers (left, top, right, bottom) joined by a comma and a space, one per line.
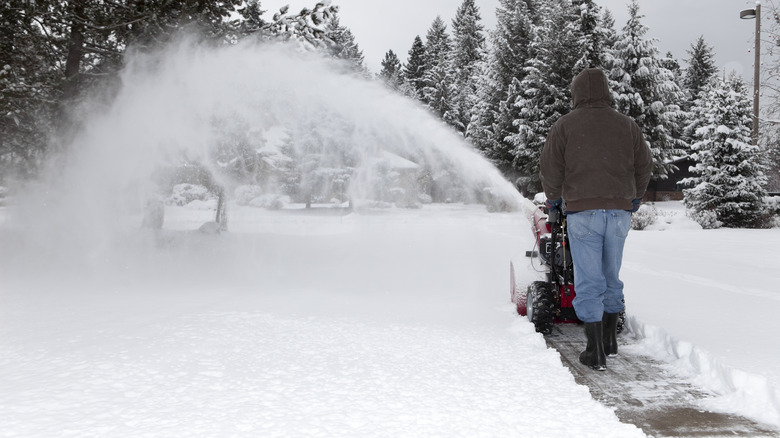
539, 68, 653, 212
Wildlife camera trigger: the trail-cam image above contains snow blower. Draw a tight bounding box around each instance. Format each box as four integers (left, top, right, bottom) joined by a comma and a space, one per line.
510, 203, 625, 334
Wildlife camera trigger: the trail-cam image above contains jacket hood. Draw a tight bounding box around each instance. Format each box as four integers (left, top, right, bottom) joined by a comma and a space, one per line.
571, 68, 612, 108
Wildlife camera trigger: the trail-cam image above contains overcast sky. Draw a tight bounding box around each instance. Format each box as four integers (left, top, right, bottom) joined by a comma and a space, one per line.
262, 0, 762, 81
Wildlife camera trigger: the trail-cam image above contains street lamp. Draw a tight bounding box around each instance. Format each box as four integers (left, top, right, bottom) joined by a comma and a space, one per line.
741, 1, 761, 145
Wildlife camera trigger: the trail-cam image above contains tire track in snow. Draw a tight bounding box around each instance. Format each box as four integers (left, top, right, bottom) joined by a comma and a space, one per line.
622, 261, 780, 301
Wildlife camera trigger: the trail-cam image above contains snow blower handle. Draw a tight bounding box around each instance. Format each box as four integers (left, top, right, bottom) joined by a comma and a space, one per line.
545, 198, 563, 224
545, 197, 562, 212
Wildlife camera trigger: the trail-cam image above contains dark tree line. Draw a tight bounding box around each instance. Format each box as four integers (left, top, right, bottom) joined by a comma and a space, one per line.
0, 0, 363, 179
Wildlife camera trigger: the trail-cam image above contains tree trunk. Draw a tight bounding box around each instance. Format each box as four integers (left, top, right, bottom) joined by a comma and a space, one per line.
61, 2, 85, 103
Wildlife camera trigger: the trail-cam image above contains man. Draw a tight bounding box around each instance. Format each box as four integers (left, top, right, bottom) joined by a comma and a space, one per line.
539, 67, 653, 371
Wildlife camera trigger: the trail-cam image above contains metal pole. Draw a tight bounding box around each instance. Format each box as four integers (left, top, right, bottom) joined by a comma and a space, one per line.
753, 1, 761, 145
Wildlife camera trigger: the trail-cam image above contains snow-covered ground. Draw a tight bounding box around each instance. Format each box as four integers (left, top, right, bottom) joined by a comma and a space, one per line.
0, 200, 778, 437
620, 201, 780, 426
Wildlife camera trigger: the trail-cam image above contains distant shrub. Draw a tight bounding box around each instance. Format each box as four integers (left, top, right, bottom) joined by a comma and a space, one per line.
234, 185, 265, 206
766, 196, 780, 215
248, 194, 290, 210
631, 204, 658, 230
762, 196, 780, 228
687, 208, 722, 229
166, 183, 211, 206
418, 193, 433, 204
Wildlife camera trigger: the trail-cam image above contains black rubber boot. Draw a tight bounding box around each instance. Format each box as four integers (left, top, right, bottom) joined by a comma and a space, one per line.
579, 322, 607, 371
603, 312, 619, 357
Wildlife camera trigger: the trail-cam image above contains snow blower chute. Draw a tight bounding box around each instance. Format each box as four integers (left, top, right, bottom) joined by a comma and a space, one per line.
510, 203, 624, 334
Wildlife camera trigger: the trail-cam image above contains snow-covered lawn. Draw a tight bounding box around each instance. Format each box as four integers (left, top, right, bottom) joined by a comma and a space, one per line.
0, 201, 778, 436
621, 201, 780, 426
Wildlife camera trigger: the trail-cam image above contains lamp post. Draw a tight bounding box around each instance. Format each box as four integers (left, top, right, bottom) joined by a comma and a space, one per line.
741, 1, 761, 146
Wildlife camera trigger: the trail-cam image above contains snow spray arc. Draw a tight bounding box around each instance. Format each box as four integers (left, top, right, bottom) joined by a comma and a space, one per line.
26, 37, 523, 240
122, 38, 521, 208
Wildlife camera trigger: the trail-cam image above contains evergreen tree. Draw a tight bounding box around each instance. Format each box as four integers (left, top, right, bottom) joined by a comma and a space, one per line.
235, 1, 268, 35
259, 3, 338, 48
326, 14, 367, 74
1, 0, 357, 180
683, 75, 768, 228
1, 0, 244, 176
571, 0, 607, 70
0, 0, 59, 178
378, 50, 405, 91
683, 36, 718, 102
424, 16, 451, 65
403, 36, 427, 99
680, 38, 716, 151
509, 0, 584, 193
470, 0, 537, 174
599, 8, 618, 49
662, 51, 683, 79
450, 0, 487, 135
465, 61, 495, 144
424, 62, 460, 127
420, 19, 452, 104
606, 0, 687, 179
420, 17, 459, 126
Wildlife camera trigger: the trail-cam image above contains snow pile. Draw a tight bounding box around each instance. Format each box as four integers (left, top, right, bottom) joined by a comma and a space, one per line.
625, 316, 780, 427
623, 201, 780, 427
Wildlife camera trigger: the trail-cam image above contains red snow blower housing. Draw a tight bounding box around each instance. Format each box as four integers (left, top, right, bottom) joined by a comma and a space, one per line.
510, 203, 624, 334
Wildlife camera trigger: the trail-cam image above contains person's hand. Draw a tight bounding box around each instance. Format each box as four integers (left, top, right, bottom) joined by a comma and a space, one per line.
629, 198, 642, 213
545, 198, 562, 212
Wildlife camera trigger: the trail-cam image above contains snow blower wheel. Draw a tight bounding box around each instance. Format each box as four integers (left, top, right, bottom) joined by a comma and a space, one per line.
527, 281, 555, 334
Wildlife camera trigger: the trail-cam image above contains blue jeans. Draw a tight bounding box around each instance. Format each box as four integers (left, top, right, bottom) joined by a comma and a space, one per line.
566, 210, 631, 323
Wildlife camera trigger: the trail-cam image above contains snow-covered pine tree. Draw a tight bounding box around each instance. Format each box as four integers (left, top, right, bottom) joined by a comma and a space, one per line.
571, 0, 607, 70
450, 0, 487, 136
662, 51, 683, 82
235, 0, 268, 35
469, 0, 537, 173
423, 62, 460, 128
326, 14, 368, 74
465, 59, 497, 146
378, 50, 405, 91
0, 1, 58, 178
661, 51, 690, 156
680, 38, 718, 155
606, 0, 687, 179
423, 17, 452, 79
683, 74, 769, 228
264, 3, 339, 52
277, 132, 303, 200
403, 36, 428, 100
599, 8, 618, 50
683, 36, 718, 104
2, 0, 248, 176
509, 0, 584, 193
420, 16, 459, 127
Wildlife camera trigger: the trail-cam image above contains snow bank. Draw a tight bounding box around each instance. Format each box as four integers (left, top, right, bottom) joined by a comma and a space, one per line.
624, 316, 780, 427
623, 201, 780, 428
